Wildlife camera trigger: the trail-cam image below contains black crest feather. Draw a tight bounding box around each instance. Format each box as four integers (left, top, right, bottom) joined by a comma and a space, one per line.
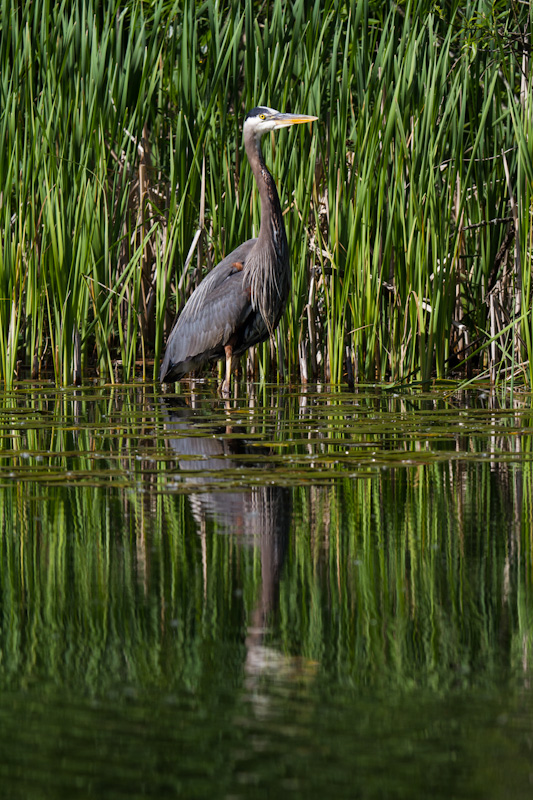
245, 106, 271, 121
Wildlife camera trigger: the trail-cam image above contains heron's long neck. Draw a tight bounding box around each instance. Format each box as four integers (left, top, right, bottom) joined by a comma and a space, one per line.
243, 129, 290, 332
245, 132, 287, 258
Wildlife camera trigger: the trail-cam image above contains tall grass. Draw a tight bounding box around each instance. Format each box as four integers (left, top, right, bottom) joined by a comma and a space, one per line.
0, 0, 531, 387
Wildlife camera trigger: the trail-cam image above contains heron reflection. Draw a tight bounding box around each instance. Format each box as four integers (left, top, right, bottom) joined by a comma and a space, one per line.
161, 398, 290, 683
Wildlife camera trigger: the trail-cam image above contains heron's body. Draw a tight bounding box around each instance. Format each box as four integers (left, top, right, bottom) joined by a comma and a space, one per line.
159, 106, 317, 393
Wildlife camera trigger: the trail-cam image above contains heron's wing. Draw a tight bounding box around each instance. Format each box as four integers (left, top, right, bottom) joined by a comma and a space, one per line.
159, 239, 257, 380
179, 238, 257, 325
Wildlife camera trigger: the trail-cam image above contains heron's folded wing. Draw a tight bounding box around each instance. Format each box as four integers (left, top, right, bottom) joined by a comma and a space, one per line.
179, 240, 255, 325
159, 239, 257, 379
172, 271, 251, 361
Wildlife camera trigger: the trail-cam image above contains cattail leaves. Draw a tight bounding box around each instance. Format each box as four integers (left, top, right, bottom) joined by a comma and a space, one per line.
0, 0, 531, 386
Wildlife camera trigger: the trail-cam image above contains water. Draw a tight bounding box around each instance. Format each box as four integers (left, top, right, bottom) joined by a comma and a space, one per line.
1, 383, 532, 798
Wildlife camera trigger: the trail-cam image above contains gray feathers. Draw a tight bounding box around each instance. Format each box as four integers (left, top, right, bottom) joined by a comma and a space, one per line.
159, 240, 259, 382
159, 106, 299, 385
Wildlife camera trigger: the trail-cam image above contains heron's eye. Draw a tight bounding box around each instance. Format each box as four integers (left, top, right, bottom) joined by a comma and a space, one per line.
259, 114, 266, 120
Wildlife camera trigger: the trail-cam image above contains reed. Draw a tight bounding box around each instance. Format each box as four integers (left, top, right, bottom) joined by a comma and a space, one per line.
1, 0, 530, 386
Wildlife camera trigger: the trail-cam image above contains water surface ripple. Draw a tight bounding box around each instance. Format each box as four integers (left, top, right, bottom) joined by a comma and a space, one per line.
0, 383, 532, 799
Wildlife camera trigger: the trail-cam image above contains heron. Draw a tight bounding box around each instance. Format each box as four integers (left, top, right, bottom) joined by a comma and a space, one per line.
159, 106, 318, 394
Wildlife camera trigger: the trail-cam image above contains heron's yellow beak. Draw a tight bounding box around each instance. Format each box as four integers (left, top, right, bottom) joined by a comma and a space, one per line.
272, 113, 318, 129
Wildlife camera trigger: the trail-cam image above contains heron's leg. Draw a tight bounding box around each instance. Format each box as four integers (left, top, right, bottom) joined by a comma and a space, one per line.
221, 344, 233, 397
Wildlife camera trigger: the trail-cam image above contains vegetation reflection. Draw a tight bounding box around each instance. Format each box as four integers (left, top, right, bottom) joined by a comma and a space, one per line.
0, 385, 532, 698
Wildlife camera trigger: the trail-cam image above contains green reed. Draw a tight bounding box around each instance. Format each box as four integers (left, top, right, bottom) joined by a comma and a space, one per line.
0, 0, 530, 387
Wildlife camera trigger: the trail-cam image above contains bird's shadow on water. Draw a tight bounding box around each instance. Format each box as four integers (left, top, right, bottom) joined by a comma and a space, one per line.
160, 395, 299, 699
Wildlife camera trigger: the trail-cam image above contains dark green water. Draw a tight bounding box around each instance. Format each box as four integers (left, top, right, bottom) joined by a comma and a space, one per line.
1, 383, 533, 798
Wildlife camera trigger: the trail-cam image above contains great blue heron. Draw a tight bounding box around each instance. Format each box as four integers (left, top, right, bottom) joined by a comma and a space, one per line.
159, 106, 318, 394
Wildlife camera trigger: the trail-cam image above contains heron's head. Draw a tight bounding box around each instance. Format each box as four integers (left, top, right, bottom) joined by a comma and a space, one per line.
244, 106, 318, 140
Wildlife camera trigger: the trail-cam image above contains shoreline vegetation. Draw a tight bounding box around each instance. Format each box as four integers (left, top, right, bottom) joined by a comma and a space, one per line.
1, 0, 531, 389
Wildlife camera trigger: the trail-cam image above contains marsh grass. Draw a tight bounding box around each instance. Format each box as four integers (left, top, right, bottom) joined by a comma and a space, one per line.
1, 0, 531, 387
